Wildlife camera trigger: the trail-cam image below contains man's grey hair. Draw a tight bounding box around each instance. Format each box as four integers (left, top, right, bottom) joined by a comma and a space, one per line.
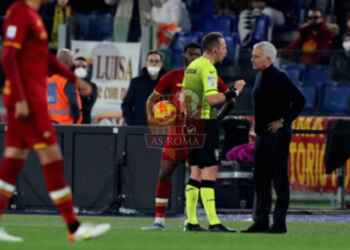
57, 48, 73, 58
253, 41, 278, 63
56, 48, 74, 67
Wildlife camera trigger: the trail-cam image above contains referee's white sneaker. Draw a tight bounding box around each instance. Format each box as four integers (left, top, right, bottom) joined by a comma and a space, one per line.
0, 227, 23, 242
68, 223, 111, 242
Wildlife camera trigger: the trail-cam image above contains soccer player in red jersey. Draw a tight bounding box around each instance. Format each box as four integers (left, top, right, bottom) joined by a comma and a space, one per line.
142, 43, 231, 230
0, 0, 110, 242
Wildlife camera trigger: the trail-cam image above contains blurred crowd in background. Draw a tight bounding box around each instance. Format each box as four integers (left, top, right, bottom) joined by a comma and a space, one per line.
0, 0, 350, 121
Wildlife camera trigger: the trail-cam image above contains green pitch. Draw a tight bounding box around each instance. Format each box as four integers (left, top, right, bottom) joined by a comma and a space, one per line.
0, 214, 349, 250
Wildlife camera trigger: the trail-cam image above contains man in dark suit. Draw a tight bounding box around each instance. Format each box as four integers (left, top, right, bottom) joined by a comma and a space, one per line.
242, 41, 305, 234
122, 51, 166, 125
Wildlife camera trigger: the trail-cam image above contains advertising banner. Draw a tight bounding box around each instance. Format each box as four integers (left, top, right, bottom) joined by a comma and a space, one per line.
243, 116, 350, 192
72, 41, 141, 124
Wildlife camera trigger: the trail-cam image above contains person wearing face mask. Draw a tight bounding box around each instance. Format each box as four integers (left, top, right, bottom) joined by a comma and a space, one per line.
330, 32, 350, 83
286, 7, 335, 65
121, 51, 166, 125
74, 57, 98, 124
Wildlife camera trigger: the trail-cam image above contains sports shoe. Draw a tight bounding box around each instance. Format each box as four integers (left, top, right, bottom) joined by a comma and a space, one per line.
0, 228, 23, 242
184, 223, 206, 232
68, 223, 111, 242
268, 224, 287, 234
208, 224, 236, 233
241, 223, 269, 233
141, 223, 165, 231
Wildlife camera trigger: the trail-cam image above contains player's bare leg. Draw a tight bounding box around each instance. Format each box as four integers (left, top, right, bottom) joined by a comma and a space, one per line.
142, 159, 178, 230
36, 144, 110, 242
0, 147, 29, 242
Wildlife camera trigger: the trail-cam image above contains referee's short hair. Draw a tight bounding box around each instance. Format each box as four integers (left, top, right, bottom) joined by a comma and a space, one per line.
253, 41, 278, 63
201, 32, 224, 52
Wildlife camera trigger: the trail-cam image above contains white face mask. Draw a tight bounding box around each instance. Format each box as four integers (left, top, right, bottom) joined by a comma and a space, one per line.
74, 67, 88, 79
147, 66, 161, 77
343, 41, 350, 51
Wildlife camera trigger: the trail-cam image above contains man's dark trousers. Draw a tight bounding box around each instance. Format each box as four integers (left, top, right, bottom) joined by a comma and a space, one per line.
254, 127, 292, 226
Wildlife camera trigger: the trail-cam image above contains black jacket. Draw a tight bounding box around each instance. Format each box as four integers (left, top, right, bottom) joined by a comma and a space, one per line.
80, 80, 97, 124
330, 50, 350, 83
64, 82, 81, 124
122, 68, 166, 125
325, 120, 350, 174
253, 65, 305, 135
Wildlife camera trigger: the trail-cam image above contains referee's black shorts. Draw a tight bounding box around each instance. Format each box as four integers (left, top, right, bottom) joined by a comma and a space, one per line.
187, 119, 219, 168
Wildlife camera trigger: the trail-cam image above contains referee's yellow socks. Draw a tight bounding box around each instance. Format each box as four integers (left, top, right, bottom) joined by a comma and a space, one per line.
200, 180, 221, 225
185, 179, 201, 224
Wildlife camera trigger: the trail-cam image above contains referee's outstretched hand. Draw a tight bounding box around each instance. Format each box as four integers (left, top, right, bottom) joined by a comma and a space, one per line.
234, 80, 246, 94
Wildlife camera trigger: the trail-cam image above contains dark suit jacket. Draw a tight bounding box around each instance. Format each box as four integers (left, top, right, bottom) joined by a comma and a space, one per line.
121, 68, 166, 125
253, 65, 305, 135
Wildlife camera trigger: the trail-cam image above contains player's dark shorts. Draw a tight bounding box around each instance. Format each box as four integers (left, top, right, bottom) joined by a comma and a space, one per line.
187, 119, 219, 168
5, 105, 58, 150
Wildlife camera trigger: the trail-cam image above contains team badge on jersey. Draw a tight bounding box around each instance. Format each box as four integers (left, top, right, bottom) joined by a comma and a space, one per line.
6, 25, 17, 39
208, 76, 217, 88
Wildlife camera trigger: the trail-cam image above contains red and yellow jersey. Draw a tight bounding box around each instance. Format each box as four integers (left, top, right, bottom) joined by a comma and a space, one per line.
2, 1, 49, 107
154, 68, 184, 101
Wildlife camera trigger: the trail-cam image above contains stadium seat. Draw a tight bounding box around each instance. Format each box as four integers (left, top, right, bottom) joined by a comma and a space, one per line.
296, 0, 306, 24
280, 63, 305, 82
186, 0, 214, 31
90, 13, 114, 41
222, 34, 240, 65
200, 15, 238, 35
292, 80, 304, 87
169, 32, 203, 68
170, 32, 202, 52
73, 13, 113, 41
320, 82, 350, 115
299, 85, 318, 113
251, 15, 271, 44
303, 65, 331, 87
171, 54, 185, 68
72, 13, 91, 40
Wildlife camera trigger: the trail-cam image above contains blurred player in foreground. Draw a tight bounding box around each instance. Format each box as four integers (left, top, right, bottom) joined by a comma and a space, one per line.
0, 0, 110, 242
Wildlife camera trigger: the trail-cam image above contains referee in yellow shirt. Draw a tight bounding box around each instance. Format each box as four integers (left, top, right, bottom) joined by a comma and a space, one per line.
182, 32, 246, 232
